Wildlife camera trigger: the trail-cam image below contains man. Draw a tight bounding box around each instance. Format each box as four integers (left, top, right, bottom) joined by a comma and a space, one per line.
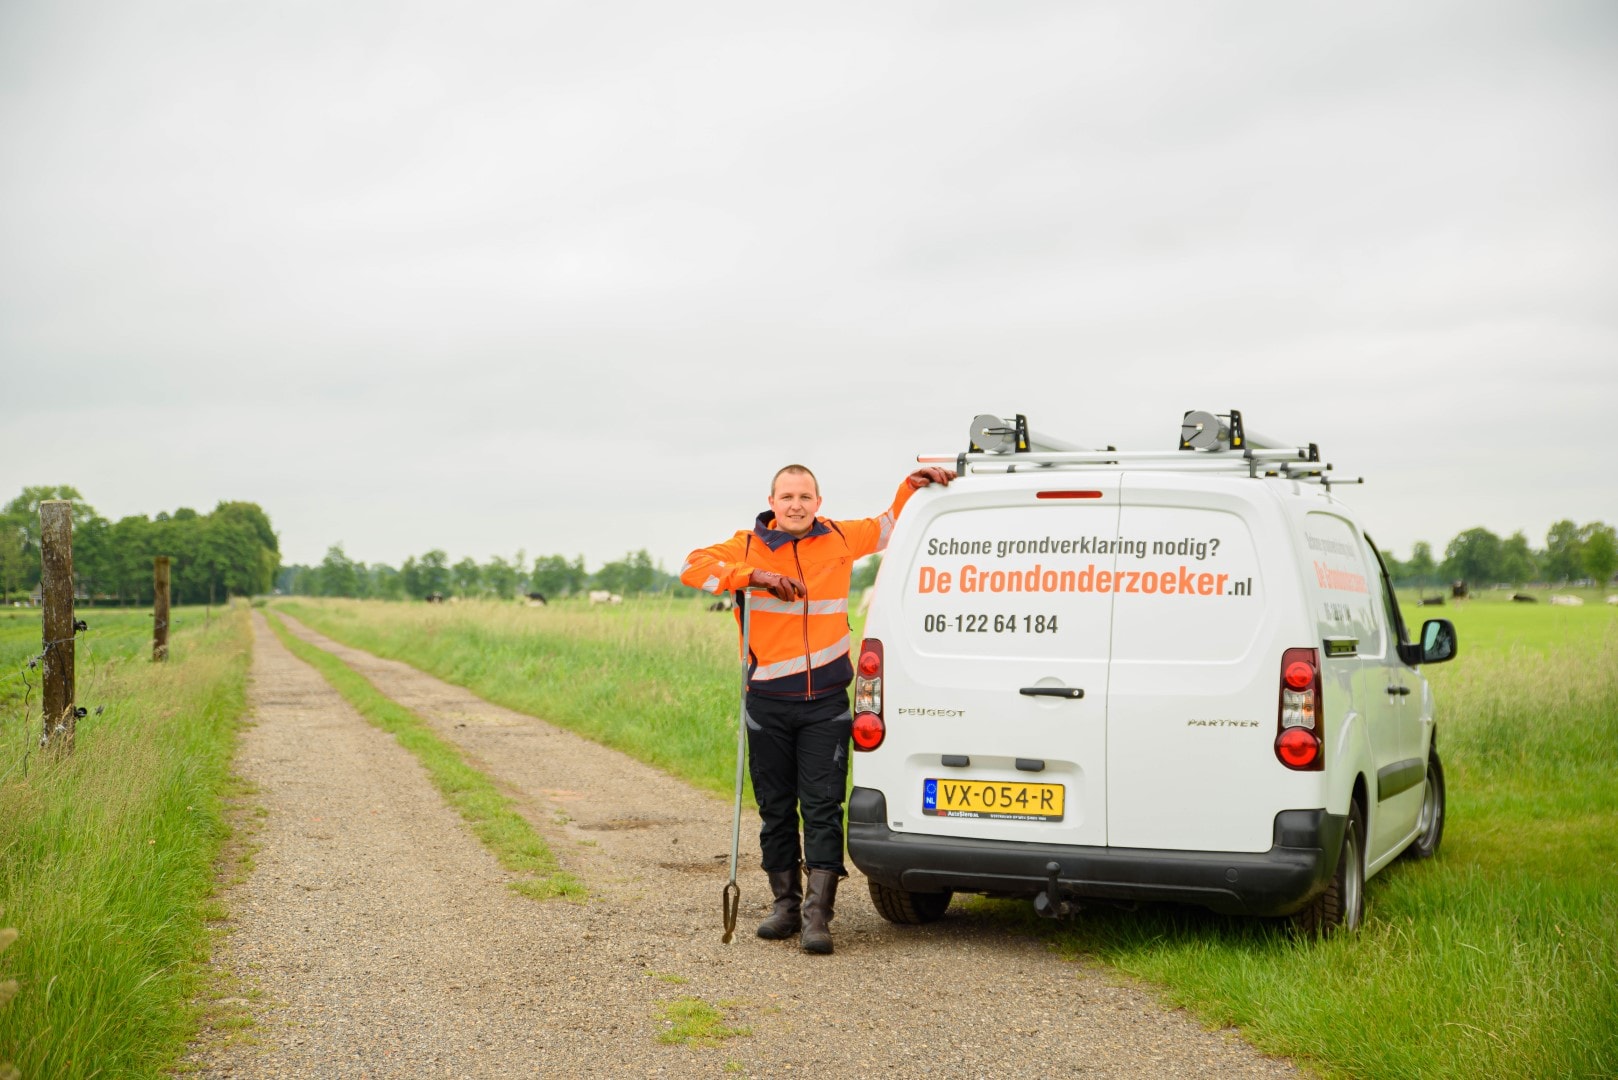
681, 463, 955, 954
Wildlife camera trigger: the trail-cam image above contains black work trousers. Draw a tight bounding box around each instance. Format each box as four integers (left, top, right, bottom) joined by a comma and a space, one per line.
745, 691, 852, 876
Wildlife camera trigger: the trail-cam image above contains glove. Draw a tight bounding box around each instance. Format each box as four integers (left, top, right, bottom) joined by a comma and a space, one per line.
907, 466, 957, 489
750, 569, 807, 602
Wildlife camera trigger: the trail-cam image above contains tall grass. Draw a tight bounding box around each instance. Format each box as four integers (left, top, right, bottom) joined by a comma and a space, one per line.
282, 595, 1618, 1079
0, 606, 252, 1077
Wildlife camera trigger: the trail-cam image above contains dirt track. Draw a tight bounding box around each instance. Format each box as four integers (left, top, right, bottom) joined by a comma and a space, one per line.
192, 612, 1301, 1077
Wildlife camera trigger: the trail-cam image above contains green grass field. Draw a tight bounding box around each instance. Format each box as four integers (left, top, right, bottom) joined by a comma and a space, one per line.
279, 592, 1618, 1080
0, 604, 253, 1078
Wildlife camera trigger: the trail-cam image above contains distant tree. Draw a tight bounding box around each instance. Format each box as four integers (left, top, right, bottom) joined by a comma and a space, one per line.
1, 485, 89, 597
595, 549, 656, 596
483, 553, 523, 599
627, 549, 657, 594
275, 565, 304, 594
531, 554, 588, 598
368, 563, 405, 600
149, 512, 207, 604
1499, 531, 1537, 587
212, 501, 280, 595
1444, 527, 1504, 585
451, 557, 482, 598
278, 565, 316, 595
400, 556, 423, 599
72, 513, 115, 599
1543, 520, 1584, 583
418, 549, 452, 597
0, 510, 30, 604
1582, 522, 1617, 586
592, 559, 630, 596
1406, 542, 1437, 588
199, 511, 274, 601
317, 545, 361, 598
107, 515, 154, 603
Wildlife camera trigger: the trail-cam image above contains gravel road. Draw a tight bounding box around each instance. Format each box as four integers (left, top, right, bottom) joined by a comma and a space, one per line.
191, 612, 1303, 1078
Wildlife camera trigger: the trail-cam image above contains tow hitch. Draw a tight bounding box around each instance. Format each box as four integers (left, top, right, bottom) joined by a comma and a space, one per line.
1034, 860, 1078, 919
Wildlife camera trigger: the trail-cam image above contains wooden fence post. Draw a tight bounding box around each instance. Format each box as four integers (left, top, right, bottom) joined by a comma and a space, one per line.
39, 500, 77, 754
153, 557, 171, 662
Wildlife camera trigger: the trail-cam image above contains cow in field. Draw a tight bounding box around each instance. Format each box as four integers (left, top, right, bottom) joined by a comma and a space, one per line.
588, 590, 623, 605
526, 592, 548, 607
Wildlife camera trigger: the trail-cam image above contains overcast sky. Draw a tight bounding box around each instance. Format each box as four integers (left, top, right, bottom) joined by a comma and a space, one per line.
3, 1, 1614, 577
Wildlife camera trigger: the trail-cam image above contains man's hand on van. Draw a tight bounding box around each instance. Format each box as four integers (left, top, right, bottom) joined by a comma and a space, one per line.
750, 569, 807, 602
907, 467, 957, 489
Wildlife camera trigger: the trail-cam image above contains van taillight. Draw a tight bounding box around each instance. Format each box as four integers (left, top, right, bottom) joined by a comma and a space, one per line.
1275, 647, 1322, 770
853, 638, 885, 751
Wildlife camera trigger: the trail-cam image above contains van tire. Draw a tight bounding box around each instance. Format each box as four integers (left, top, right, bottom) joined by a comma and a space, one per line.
1293, 802, 1364, 938
1401, 747, 1446, 861
868, 881, 953, 925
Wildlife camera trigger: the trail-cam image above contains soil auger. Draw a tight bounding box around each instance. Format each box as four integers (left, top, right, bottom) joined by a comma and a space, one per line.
720, 588, 752, 944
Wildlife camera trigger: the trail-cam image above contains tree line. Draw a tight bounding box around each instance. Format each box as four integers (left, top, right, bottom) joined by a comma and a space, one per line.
275, 545, 697, 601
1383, 520, 1617, 590
1, 486, 280, 606
5, 484, 1610, 607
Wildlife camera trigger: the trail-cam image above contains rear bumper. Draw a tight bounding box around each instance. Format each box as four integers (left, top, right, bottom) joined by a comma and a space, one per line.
846, 787, 1345, 917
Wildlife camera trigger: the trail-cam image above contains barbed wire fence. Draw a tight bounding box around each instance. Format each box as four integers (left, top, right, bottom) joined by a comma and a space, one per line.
0, 625, 104, 783
0, 503, 187, 784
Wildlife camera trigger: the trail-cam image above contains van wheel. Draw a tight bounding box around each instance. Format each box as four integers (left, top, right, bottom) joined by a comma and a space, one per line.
1401, 747, 1446, 861
1293, 802, 1364, 938
868, 881, 953, 925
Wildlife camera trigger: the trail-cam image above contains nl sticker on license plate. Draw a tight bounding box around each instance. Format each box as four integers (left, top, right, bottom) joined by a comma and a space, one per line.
922, 778, 1064, 821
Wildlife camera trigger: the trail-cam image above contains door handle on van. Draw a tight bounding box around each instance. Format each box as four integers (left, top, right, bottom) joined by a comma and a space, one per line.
1386, 685, 1411, 696
1019, 687, 1084, 699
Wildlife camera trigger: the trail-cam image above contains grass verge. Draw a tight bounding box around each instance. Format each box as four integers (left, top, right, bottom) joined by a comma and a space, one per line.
263, 611, 583, 902
0, 604, 253, 1078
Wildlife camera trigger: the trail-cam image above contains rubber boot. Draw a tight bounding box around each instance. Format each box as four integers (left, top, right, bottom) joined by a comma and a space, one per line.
756, 866, 802, 940
801, 869, 840, 955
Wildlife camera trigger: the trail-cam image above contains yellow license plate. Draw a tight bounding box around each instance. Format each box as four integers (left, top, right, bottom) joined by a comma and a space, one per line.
922, 778, 1064, 821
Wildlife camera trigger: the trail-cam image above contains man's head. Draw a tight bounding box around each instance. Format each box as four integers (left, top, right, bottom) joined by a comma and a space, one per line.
769, 465, 822, 538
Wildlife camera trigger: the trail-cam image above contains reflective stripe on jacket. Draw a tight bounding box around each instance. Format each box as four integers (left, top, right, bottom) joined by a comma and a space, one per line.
680, 477, 919, 700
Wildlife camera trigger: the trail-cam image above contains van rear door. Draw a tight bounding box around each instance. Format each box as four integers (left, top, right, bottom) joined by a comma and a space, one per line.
1108, 474, 1296, 854
877, 475, 1120, 849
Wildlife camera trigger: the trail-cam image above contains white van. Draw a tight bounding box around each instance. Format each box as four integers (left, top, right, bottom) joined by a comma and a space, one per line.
847, 411, 1456, 936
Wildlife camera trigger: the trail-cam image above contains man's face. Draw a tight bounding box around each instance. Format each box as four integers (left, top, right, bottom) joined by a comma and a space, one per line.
768, 472, 822, 538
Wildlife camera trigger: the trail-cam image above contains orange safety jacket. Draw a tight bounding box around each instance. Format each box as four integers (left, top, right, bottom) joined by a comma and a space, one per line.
681, 478, 921, 700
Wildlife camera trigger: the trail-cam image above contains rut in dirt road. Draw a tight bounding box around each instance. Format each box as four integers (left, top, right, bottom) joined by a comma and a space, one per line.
194, 611, 1301, 1077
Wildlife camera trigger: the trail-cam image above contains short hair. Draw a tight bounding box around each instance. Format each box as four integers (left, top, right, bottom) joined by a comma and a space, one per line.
771, 464, 819, 498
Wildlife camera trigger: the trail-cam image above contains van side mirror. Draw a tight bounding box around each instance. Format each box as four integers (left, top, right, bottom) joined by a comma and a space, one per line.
1399, 619, 1457, 666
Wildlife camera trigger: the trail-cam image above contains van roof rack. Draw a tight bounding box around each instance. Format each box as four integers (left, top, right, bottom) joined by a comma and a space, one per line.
922, 411, 1363, 489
